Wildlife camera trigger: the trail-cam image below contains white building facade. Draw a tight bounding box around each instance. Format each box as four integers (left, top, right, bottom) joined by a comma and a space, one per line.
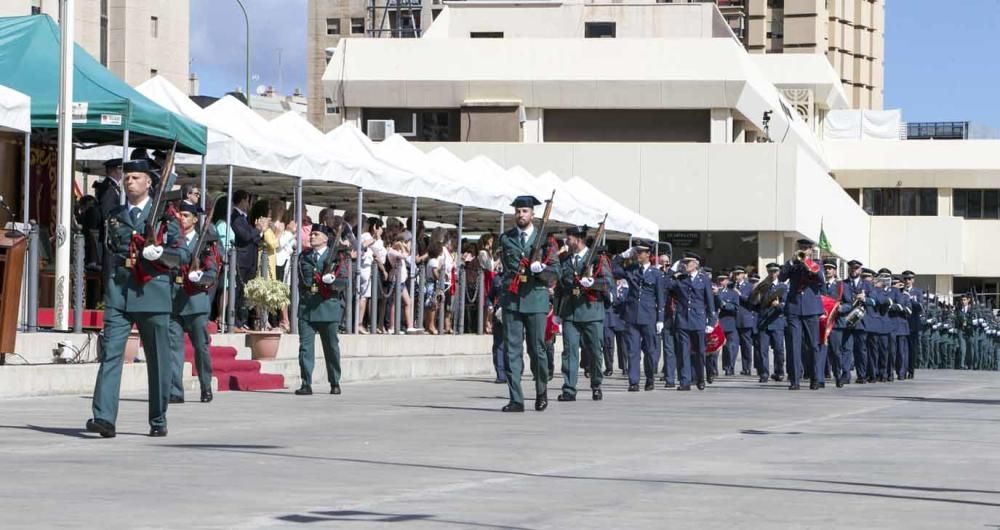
323, 1, 1000, 304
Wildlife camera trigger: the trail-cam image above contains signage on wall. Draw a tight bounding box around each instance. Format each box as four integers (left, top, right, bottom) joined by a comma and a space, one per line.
662, 232, 700, 249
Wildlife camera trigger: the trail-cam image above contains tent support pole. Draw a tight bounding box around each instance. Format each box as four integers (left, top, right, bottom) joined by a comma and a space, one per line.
53, 0, 75, 331
455, 205, 464, 335
21, 131, 30, 331
354, 187, 363, 333
409, 197, 417, 332
120, 130, 129, 206
290, 178, 302, 334
225, 165, 235, 333
199, 155, 207, 213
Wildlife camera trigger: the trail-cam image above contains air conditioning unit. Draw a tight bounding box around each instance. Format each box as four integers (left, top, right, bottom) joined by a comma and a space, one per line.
366, 119, 395, 141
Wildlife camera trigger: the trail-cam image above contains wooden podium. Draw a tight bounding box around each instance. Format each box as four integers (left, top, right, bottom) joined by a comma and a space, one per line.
0, 231, 26, 354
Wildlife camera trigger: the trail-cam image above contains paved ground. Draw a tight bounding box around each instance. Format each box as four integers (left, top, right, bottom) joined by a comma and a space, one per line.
1, 370, 999, 529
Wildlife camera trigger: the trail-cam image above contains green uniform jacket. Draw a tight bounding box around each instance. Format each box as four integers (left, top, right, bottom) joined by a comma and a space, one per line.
298, 246, 346, 323
172, 232, 219, 316
556, 250, 612, 323
104, 201, 189, 313
498, 226, 560, 314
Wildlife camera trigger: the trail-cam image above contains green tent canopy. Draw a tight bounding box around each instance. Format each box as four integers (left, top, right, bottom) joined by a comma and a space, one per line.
0, 15, 206, 154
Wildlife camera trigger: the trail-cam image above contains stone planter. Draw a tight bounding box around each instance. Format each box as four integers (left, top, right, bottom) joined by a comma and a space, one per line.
247, 332, 281, 360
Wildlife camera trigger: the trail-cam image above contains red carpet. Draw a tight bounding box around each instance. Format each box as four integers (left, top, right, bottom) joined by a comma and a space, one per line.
181, 322, 285, 392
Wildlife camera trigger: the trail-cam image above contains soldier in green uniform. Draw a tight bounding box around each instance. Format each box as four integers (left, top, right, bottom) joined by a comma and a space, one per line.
554, 226, 613, 402
168, 202, 219, 404
294, 224, 348, 396
498, 195, 560, 412
86, 159, 188, 438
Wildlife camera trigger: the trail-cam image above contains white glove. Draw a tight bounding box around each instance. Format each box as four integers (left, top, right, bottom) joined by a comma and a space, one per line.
530, 261, 545, 274
321, 273, 335, 285
656, 322, 664, 334
705, 325, 714, 334
495, 308, 502, 320
553, 316, 562, 326
187, 270, 204, 283
579, 277, 595, 288
620, 247, 636, 259
142, 245, 163, 261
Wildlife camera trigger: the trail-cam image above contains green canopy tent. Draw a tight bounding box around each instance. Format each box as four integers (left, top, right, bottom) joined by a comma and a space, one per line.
0, 14, 206, 153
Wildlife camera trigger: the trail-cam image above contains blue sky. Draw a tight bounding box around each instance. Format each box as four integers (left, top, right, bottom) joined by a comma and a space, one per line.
190, 0, 1000, 128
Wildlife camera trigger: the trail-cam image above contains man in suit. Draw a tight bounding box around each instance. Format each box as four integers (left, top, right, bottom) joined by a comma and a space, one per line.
901, 270, 923, 379
716, 271, 741, 378
86, 160, 189, 438
555, 226, 612, 401
295, 225, 349, 396
756, 263, 787, 383
821, 258, 850, 387
669, 252, 716, 391
612, 240, 665, 392
658, 253, 678, 388
778, 239, 825, 390
231, 190, 264, 332
168, 203, 219, 404
498, 196, 560, 412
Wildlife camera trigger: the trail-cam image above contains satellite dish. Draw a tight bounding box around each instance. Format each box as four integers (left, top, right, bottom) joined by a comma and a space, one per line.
255, 84, 269, 96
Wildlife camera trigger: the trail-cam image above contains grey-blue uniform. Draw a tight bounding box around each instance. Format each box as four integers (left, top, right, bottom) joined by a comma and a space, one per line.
659, 265, 678, 386
889, 277, 913, 380
488, 273, 508, 383
901, 270, 922, 378
868, 270, 894, 381
734, 277, 756, 375
612, 241, 665, 390
295, 225, 348, 395
669, 252, 716, 390
778, 240, 824, 389
841, 263, 875, 383
168, 203, 219, 403
88, 159, 190, 438
611, 280, 630, 375
820, 259, 849, 386
756, 264, 788, 382
717, 277, 741, 376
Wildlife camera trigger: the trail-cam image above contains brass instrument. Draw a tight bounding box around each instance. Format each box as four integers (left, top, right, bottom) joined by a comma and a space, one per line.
845, 299, 866, 328
749, 274, 774, 306
794, 250, 808, 262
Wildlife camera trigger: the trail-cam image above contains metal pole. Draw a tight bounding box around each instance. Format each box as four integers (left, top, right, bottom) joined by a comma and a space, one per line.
409, 197, 417, 329
477, 267, 485, 335
393, 274, 402, 334
21, 132, 30, 332
225, 165, 235, 332
369, 263, 378, 334
455, 205, 464, 335
120, 130, 129, 206
53, 0, 75, 331
73, 233, 84, 333
290, 178, 302, 334
354, 187, 363, 333
22, 132, 29, 227
345, 260, 354, 334
415, 265, 425, 330
199, 154, 208, 213
27, 223, 38, 332
499, 212, 504, 235
235, 0, 251, 106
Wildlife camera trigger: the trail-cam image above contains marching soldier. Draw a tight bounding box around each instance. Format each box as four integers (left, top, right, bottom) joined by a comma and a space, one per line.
717, 271, 740, 378
778, 239, 824, 390
732, 267, 756, 376
669, 252, 715, 391
612, 240, 665, 392
658, 253, 678, 388
821, 258, 849, 387
168, 202, 219, 404
956, 293, 974, 369
890, 275, 913, 381
756, 263, 787, 383
86, 159, 188, 438
902, 271, 922, 379
844, 265, 875, 383
555, 226, 612, 401
295, 225, 348, 396
498, 196, 560, 412
869, 269, 893, 382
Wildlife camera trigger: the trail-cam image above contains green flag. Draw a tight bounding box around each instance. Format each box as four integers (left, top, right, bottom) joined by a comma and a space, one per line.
818, 219, 832, 253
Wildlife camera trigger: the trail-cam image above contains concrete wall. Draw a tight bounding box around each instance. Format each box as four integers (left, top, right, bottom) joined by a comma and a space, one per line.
868, 216, 964, 276
962, 221, 1000, 278
543, 109, 710, 143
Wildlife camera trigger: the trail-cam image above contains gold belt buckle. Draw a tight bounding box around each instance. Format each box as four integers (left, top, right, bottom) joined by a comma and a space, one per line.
572, 288, 581, 296
310, 285, 318, 294
175, 276, 184, 285
124, 258, 134, 269
519, 274, 528, 284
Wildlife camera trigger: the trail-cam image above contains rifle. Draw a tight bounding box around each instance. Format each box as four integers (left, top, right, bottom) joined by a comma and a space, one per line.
189, 194, 218, 271
579, 214, 607, 280
143, 139, 178, 247
509, 190, 555, 294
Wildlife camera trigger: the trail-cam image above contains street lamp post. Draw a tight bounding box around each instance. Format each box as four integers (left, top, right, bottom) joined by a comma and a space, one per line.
235, 0, 250, 106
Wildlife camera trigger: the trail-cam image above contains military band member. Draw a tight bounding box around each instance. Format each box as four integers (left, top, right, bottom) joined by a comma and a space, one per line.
869, 269, 893, 382
87, 159, 189, 438
168, 203, 219, 404
901, 271, 922, 379
779, 239, 824, 390
658, 253, 678, 388
555, 226, 612, 401
955, 293, 974, 370
717, 271, 740, 378
295, 224, 348, 396
732, 268, 756, 376
821, 259, 849, 387
889, 275, 912, 381
612, 240, 665, 392
669, 252, 715, 391
498, 196, 561, 412
756, 263, 787, 383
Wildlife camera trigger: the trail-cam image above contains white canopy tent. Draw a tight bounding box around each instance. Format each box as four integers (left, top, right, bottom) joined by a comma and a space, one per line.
0, 84, 30, 133
564, 176, 659, 241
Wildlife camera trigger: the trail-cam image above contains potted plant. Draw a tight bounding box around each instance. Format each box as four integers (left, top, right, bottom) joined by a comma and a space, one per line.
243, 276, 290, 360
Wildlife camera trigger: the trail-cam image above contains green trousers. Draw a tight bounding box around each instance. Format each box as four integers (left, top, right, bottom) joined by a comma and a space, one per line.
503, 311, 548, 405
561, 319, 604, 397
169, 313, 213, 398
298, 319, 341, 387
92, 308, 172, 429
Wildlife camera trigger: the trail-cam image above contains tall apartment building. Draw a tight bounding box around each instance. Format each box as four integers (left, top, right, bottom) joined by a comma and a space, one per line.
0, 0, 191, 93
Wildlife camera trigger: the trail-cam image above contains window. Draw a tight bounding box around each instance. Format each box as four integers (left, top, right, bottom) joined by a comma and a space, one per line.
31, 0, 41, 15
324, 97, 338, 115
861, 188, 937, 216
470, 31, 503, 38
432, 8, 442, 20
585, 22, 616, 38
326, 18, 341, 35
954, 189, 1000, 219
150, 69, 158, 78
844, 188, 861, 204
351, 18, 365, 34
150, 16, 159, 38
362, 108, 460, 141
